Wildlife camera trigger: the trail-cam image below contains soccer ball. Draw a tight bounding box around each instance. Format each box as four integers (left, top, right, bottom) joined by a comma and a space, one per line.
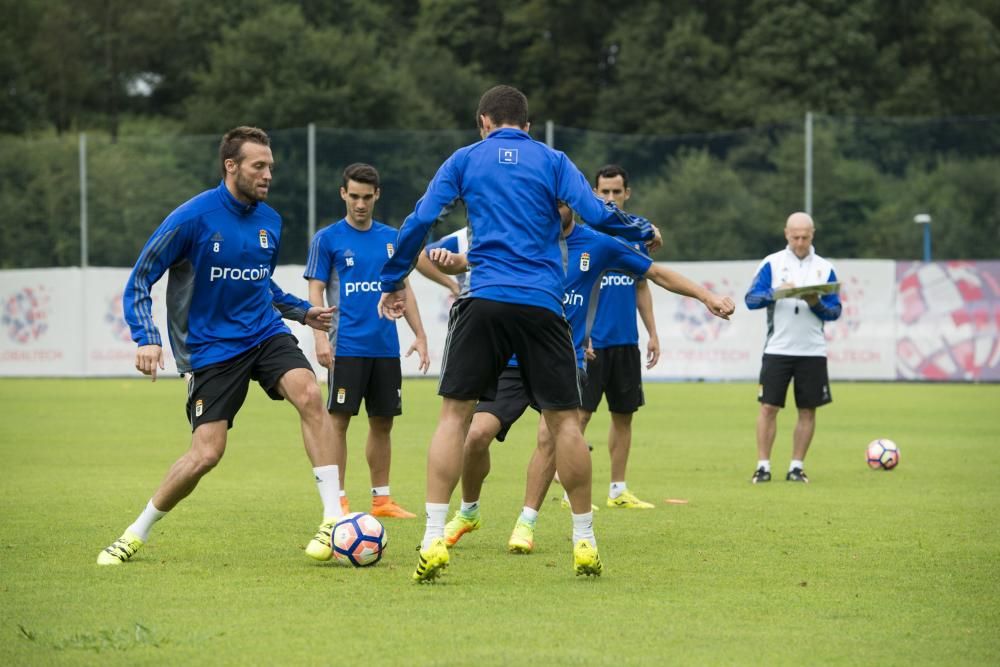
332, 512, 387, 567
866, 439, 900, 471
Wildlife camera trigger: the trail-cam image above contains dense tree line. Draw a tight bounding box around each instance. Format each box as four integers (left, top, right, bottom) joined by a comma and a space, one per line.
1, 0, 998, 267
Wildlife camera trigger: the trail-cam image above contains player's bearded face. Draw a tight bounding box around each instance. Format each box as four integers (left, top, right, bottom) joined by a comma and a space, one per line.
232, 142, 274, 202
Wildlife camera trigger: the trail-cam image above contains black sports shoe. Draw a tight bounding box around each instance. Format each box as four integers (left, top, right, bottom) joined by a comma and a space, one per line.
786, 467, 809, 483
751, 467, 771, 484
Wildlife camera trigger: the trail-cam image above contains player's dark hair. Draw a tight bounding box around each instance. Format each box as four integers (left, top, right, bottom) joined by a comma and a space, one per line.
595, 164, 629, 189
219, 126, 270, 177
342, 162, 380, 190
476, 85, 529, 130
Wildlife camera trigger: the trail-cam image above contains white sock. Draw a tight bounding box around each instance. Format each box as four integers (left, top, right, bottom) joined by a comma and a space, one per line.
571, 511, 596, 546
562, 490, 569, 502
371, 485, 390, 497
519, 506, 539, 525
313, 465, 342, 520
757, 460, 771, 472
789, 459, 804, 472
609, 481, 627, 499
421, 503, 450, 550
127, 500, 166, 542
460, 500, 480, 516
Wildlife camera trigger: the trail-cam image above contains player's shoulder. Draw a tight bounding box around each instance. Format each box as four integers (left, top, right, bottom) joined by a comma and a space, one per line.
314, 218, 348, 240
162, 188, 220, 230
762, 249, 786, 265
254, 201, 281, 224
812, 250, 835, 266
370, 220, 398, 236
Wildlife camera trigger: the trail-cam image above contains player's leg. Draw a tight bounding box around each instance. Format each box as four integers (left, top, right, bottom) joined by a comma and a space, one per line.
365, 358, 414, 518
462, 412, 501, 502
98, 346, 256, 565
442, 411, 499, 546
413, 396, 476, 580
787, 356, 832, 482
463, 367, 531, 502
508, 416, 556, 554
153, 421, 229, 512
257, 334, 344, 560
603, 346, 652, 508
328, 412, 351, 503
326, 356, 369, 508
791, 408, 816, 462
753, 354, 792, 483
367, 415, 416, 518
414, 298, 512, 581
516, 304, 602, 575
451, 366, 530, 529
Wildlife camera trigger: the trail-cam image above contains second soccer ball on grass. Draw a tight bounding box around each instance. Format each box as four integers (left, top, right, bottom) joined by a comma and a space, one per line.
866, 439, 900, 471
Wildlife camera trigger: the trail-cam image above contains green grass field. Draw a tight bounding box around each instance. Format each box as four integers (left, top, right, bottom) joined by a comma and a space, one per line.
1, 378, 998, 665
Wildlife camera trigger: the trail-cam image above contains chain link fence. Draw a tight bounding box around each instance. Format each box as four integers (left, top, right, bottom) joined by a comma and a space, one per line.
1, 115, 997, 268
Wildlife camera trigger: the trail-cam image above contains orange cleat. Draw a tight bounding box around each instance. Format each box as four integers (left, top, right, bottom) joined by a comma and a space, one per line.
340, 496, 350, 514
370, 496, 416, 519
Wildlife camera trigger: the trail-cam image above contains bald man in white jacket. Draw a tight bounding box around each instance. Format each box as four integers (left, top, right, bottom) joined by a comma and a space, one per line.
745, 212, 842, 484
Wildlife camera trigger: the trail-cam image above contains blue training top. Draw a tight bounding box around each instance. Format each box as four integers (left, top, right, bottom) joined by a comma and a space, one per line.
589, 240, 650, 348
304, 219, 401, 358
380, 127, 654, 315
123, 181, 311, 373
563, 225, 653, 366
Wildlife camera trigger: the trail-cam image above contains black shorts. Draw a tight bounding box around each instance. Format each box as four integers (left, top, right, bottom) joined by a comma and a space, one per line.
439, 297, 581, 411
580, 345, 645, 414
474, 366, 533, 442
758, 354, 832, 409
327, 356, 402, 417
475, 365, 589, 442
186, 333, 313, 431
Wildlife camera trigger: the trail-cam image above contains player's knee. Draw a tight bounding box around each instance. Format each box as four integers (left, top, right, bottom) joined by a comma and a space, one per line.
466, 425, 495, 452
190, 447, 224, 473
290, 381, 326, 418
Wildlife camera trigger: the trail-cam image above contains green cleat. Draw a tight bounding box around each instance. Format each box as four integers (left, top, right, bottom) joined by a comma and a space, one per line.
305, 519, 337, 561
97, 530, 144, 565
606, 490, 655, 509
573, 539, 603, 577
507, 519, 535, 554
443, 510, 481, 547
413, 538, 449, 583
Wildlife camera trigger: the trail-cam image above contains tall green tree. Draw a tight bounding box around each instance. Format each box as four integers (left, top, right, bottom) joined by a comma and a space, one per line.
595, 8, 729, 134
722, 0, 882, 124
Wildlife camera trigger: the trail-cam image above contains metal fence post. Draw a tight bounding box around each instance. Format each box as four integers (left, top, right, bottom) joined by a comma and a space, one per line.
804, 111, 813, 215
545, 120, 554, 148
308, 123, 316, 242
79, 132, 88, 267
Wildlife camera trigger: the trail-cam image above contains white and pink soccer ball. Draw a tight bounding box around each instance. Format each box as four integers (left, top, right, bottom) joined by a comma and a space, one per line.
866, 439, 900, 471
332, 512, 387, 567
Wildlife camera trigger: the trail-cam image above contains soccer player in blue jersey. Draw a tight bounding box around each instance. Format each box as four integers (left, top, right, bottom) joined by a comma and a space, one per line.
98, 127, 343, 565
377, 85, 666, 581
437, 203, 735, 554
579, 165, 660, 510
303, 163, 429, 534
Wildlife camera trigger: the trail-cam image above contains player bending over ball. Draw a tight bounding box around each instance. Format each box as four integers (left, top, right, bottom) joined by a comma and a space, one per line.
98, 127, 342, 565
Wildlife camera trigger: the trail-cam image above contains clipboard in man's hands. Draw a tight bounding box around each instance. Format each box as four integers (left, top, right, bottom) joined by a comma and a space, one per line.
773, 282, 840, 300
